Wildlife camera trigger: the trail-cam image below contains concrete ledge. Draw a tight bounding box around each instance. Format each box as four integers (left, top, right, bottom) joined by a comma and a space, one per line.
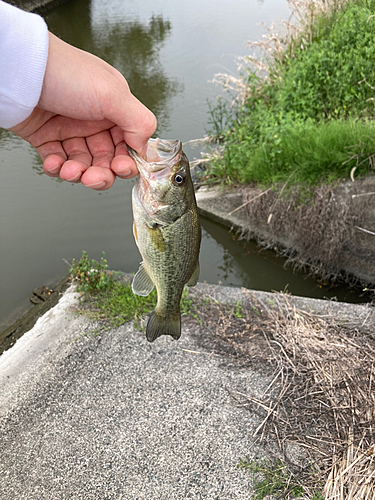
1, 281, 374, 498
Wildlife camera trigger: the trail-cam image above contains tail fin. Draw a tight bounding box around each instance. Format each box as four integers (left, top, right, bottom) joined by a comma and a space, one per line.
146, 310, 181, 342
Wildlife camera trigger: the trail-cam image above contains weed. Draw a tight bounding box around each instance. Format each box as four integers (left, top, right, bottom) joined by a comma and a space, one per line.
230, 300, 243, 318
252, 306, 260, 315
180, 288, 205, 324
238, 458, 305, 498
70, 251, 117, 295
238, 457, 323, 500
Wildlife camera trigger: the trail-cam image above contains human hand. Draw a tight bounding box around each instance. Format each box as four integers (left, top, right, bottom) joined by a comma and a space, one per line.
11, 32, 157, 190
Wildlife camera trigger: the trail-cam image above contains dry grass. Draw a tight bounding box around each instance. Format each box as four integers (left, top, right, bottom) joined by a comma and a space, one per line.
188, 287, 375, 499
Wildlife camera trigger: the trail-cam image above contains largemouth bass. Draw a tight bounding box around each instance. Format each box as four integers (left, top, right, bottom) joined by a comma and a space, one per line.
129, 138, 201, 342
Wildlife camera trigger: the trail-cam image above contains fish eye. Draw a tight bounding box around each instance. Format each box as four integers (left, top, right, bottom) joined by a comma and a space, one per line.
173, 171, 186, 186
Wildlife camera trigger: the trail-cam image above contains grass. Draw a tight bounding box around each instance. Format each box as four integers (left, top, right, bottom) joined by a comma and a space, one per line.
80, 279, 157, 329
205, 0, 375, 187
69, 251, 202, 332
237, 457, 323, 499
208, 118, 375, 186
83, 283, 202, 330
70, 251, 156, 330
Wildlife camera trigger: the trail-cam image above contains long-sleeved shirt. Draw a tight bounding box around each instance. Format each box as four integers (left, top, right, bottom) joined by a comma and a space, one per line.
0, 1, 48, 129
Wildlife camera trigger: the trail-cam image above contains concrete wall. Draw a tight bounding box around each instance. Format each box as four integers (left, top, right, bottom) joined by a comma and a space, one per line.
196, 176, 375, 287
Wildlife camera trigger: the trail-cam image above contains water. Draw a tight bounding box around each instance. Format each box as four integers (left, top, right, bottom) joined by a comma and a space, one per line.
0, 0, 365, 333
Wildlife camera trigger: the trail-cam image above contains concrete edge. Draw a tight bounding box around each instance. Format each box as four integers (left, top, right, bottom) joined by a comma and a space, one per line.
196, 183, 375, 286
2, 280, 374, 384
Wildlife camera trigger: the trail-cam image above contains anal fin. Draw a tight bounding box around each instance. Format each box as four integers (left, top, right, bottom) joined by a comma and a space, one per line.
132, 262, 154, 296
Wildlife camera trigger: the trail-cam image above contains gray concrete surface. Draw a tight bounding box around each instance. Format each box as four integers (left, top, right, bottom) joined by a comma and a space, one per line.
1, 281, 374, 499
0, 285, 272, 500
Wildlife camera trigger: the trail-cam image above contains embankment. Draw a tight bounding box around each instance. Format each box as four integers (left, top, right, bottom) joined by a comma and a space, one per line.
196, 175, 375, 287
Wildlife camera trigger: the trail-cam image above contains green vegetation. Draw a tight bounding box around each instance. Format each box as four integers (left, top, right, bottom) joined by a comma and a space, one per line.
70, 251, 200, 330
81, 279, 157, 329
207, 0, 375, 186
238, 457, 323, 500
70, 251, 156, 328
70, 251, 115, 295
231, 300, 243, 318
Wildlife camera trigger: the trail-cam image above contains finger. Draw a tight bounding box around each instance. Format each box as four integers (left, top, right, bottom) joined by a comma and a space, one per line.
86, 130, 114, 170
60, 137, 92, 183
81, 166, 116, 190
106, 89, 156, 154
36, 141, 67, 178
110, 126, 138, 179
121, 96, 156, 154
27, 115, 114, 148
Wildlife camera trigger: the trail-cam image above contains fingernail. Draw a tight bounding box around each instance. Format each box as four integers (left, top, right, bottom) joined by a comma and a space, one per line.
48, 166, 61, 174
118, 169, 131, 178
86, 181, 106, 189
66, 174, 81, 182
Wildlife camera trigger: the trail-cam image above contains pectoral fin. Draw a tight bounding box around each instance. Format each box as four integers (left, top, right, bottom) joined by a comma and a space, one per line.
186, 261, 199, 287
132, 262, 154, 296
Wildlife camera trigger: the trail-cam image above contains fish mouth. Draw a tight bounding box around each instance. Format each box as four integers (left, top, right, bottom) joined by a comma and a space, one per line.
128, 138, 182, 176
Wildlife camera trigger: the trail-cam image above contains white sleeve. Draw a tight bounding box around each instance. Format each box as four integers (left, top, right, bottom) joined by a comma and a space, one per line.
0, 1, 49, 129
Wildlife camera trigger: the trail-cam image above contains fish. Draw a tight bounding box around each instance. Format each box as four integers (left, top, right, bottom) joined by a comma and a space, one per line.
129, 138, 201, 342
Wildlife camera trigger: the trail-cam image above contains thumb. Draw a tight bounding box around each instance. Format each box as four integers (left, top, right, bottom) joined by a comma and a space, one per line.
106, 82, 157, 155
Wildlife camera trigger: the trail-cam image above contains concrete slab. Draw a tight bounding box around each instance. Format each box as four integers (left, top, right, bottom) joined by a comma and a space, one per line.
1, 281, 374, 499
0, 285, 272, 500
